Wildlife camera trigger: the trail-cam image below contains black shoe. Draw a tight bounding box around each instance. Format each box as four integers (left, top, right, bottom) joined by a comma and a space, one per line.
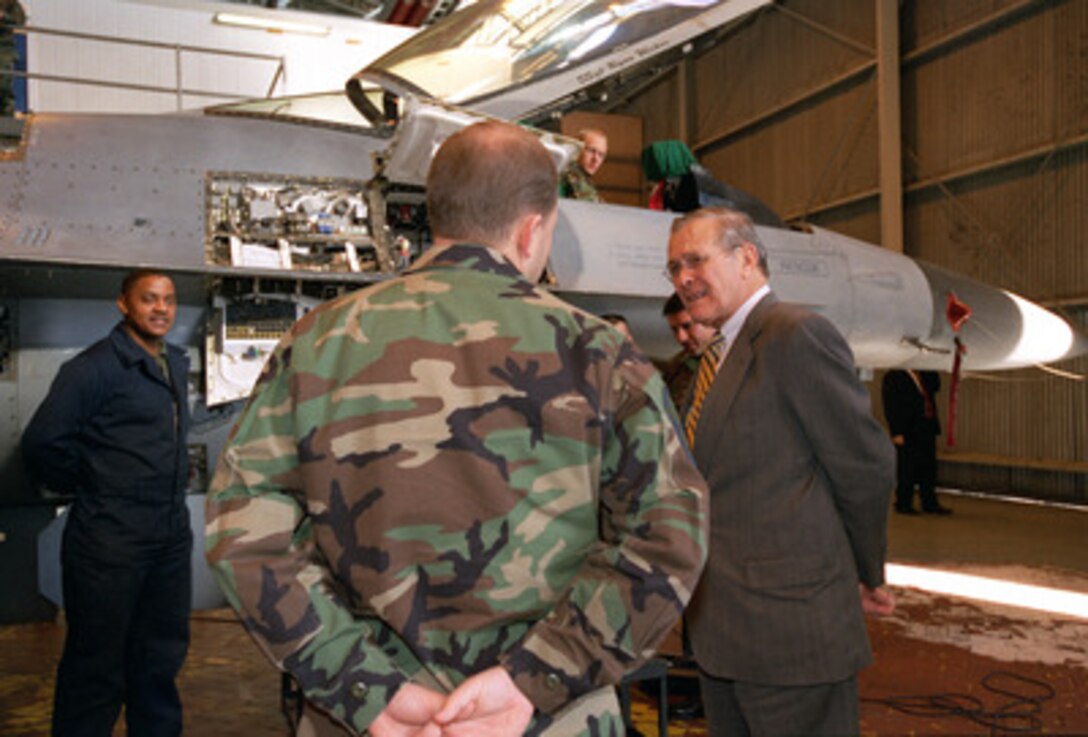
894, 507, 919, 515
668, 700, 704, 720
923, 505, 952, 515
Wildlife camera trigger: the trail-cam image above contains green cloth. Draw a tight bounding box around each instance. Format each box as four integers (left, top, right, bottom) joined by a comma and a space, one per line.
641, 140, 697, 181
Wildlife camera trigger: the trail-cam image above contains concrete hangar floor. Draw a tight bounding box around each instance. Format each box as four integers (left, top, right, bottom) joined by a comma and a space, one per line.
1, 489, 1085, 736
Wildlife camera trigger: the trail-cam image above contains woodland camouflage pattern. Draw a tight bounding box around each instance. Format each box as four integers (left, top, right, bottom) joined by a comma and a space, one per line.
559, 164, 602, 203
205, 243, 708, 736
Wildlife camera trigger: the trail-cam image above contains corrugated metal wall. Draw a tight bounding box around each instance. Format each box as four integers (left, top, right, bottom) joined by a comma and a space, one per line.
616, 0, 1087, 503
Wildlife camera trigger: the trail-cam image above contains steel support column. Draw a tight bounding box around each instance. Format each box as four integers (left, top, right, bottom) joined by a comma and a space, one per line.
876, 0, 903, 253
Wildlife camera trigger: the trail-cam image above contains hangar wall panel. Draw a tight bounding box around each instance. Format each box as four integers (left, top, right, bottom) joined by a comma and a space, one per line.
694, 0, 873, 146
22, 0, 414, 113
904, 148, 1088, 300
902, 2, 1081, 185
804, 199, 882, 247
700, 78, 879, 229
905, 0, 1054, 55
622, 68, 683, 145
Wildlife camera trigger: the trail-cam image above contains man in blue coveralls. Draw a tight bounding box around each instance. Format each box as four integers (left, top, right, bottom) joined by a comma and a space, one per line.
23, 269, 192, 737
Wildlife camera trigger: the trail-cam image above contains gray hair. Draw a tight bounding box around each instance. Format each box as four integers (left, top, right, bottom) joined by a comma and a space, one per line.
670, 206, 769, 277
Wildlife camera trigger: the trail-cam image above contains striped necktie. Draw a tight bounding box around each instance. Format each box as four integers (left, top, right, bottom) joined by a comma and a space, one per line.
685, 334, 725, 447
909, 370, 936, 419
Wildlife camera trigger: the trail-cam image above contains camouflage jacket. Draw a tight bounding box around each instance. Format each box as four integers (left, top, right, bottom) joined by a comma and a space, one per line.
559, 164, 602, 202
205, 243, 707, 736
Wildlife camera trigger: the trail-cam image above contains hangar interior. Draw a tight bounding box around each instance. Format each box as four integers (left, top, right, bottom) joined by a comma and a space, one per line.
574, 0, 1088, 506
0, 1, 1085, 735
3, 0, 1085, 503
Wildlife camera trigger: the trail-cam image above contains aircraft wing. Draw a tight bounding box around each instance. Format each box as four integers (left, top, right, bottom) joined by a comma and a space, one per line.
1, 0, 1081, 382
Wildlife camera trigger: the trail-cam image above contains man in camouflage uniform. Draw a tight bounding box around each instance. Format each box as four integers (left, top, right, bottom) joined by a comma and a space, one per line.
559, 128, 607, 202
206, 120, 708, 737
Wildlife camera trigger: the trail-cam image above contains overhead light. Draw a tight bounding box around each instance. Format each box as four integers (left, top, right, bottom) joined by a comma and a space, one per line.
213, 12, 330, 37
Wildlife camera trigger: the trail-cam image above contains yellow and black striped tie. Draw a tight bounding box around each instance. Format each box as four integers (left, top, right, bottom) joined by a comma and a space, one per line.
685, 334, 725, 447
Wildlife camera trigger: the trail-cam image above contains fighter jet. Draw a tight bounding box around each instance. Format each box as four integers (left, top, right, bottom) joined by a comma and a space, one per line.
2, 0, 1083, 614
2, 0, 1082, 398
346, 0, 1085, 370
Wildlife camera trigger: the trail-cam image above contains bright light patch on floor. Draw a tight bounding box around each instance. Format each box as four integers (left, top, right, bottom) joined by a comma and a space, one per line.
886, 563, 1088, 620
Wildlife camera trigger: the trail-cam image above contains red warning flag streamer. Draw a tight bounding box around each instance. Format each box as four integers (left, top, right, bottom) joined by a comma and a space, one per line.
945, 292, 973, 447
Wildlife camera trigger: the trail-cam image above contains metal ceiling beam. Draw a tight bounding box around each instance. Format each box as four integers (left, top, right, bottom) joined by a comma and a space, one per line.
693, 59, 875, 156
780, 129, 1088, 223
771, 1, 874, 56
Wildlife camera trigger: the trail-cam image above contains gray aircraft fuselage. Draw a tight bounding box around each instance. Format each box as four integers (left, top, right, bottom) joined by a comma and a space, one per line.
0, 0, 1083, 616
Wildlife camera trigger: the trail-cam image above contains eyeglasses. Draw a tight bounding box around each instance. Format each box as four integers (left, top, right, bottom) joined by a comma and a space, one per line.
664, 251, 713, 281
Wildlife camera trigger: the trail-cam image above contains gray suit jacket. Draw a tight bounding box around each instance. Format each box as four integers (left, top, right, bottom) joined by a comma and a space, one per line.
686, 293, 894, 686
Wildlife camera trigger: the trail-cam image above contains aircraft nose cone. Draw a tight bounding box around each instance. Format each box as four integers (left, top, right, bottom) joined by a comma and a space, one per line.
1065, 326, 1088, 362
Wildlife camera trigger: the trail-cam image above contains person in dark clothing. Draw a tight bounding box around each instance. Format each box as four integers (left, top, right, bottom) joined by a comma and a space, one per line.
23, 269, 192, 737
670, 207, 895, 736
881, 369, 951, 515
660, 292, 719, 413
0, 1, 26, 117
600, 312, 633, 340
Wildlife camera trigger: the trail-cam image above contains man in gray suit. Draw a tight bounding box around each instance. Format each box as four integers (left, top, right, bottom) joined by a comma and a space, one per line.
665, 206, 896, 736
